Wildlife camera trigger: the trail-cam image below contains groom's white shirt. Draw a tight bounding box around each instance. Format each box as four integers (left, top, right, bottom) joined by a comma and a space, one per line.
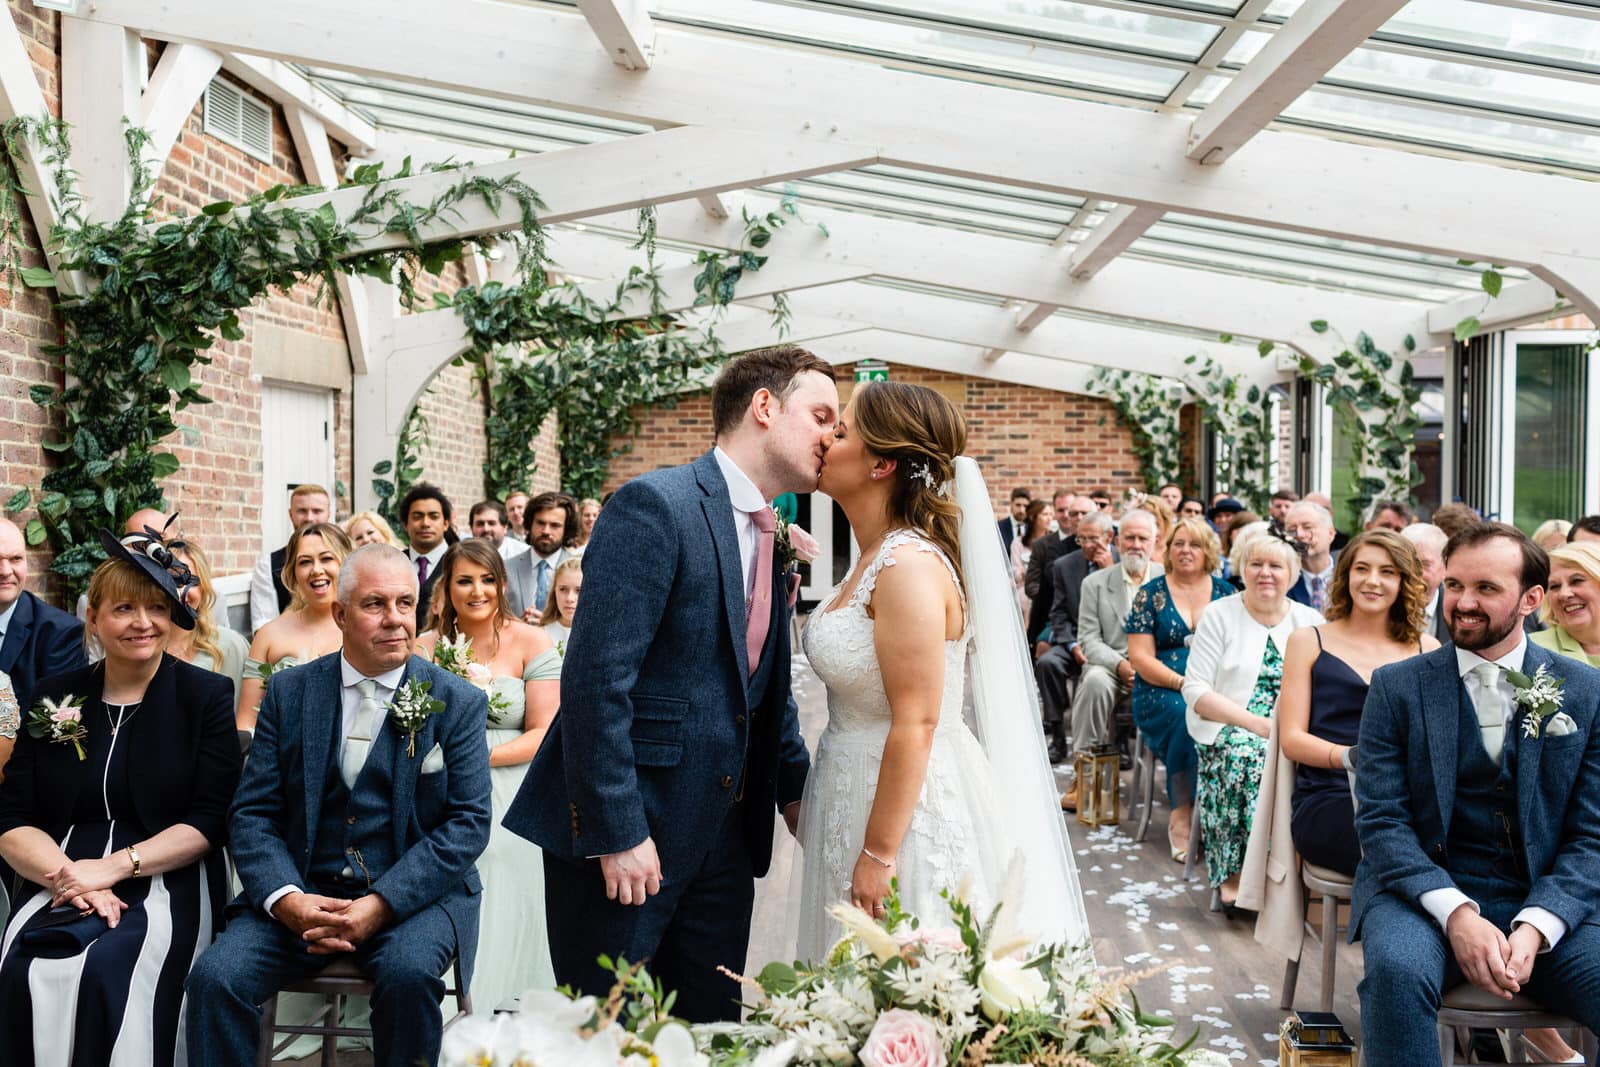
713, 446, 768, 600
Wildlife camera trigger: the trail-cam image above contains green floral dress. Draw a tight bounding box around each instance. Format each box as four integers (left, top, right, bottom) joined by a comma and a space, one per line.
1196, 635, 1282, 887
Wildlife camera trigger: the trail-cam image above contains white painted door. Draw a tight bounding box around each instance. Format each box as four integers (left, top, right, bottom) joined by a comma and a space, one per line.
259, 382, 336, 550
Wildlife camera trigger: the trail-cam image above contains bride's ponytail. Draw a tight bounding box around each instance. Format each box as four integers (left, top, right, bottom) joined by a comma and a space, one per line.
850, 382, 969, 589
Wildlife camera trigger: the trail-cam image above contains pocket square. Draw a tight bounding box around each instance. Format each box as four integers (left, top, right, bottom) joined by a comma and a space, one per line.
420, 743, 446, 774
1545, 711, 1578, 737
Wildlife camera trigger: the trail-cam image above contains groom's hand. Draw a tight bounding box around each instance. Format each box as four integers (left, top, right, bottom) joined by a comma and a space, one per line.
783, 801, 801, 838
601, 837, 662, 906
1503, 923, 1544, 993
1446, 904, 1515, 998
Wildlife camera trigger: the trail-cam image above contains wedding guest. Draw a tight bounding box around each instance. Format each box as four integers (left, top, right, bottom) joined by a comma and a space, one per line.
1060, 509, 1163, 811
506, 492, 577, 622
248, 484, 331, 633
0, 519, 87, 715
1366, 500, 1414, 533
1035, 510, 1116, 763
540, 557, 583, 656
1184, 531, 1323, 903
1568, 514, 1600, 543
0, 673, 17, 785
400, 484, 454, 628
1025, 492, 1089, 650
1158, 483, 1183, 513
1143, 495, 1175, 549
505, 492, 531, 543
1011, 499, 1052, 620
0, 531, 240, 1066
237, 523, 351, 732
1278, 530, 1435, 877
1206, 496, 1244, 534
416, 539, 559, 1012
469, 499, 530, 562
166, 540, 251, 707
1532, 519, 1572, 552
1304, 491, 1351, 553
1532, 541, 1600, 667
1402, 522, 1450, 642
1429, 501, 1481, 539
1268, 489, 1299, 524
1285, 501, 1338, 612
1126, 517, 1232, 861
1089, 486, 1113, 511
344, 510, 401, 549
574, 497, 602, 552
1178, 497, 1207, 521
1219, 509, 1260, 582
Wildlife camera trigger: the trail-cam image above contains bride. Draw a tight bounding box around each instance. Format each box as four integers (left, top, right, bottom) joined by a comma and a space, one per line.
796, 380, 1086, 961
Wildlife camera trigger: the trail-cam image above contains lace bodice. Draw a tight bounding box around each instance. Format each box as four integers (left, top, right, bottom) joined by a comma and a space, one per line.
803, 529, 970, 739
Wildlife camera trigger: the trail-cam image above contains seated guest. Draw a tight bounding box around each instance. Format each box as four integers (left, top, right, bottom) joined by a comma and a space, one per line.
1011, 499, 1053, 620
185, 545, 492, 1067
998, 486, 1031, 556
1303, 491, 1351, 552
400, 484, 456, 629
1429, 501, 1481, 539
1566, 514, 1600, 544
1353, 523, 1600, 1067
238, 523, 351, 732
469, 499, 529, 562
248, 484, 331, 633
1142, 495, 1175, 550
1531, 518, 1571, 552
540, 557, 582, 655
1177, 497, 1206, 521
344, 510, 400, 549
1532, 541, 1600, 667
1268, 488, 1299, 524
574, 497, 602, 552
0, 673, 17, 784
1025, 492, 1087, 650
1219, 509, 1259, 583
1185, 530, 1323, 903
504, 492, 531, 544
1157, 483, 1183, 513
166, 540, 251, 706
416, 540, 559, 1010
1206, 496, 1244, 536
0, 517, 87, 712
1278, 530, 1436, 878
1402, 522, 1450, 643
506, 491, 578, 622
1285, 501, 1338, 612
1034, 510, 1115, 763
1061, 509, 1162, 811
1126, 517, 1232, 861
1366, 500, 1414, 533
0, 530, 241, 1066
1225, 520, 1269, 590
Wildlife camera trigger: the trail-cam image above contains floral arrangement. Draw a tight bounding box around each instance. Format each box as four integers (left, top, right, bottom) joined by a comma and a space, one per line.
433, 633, 511, 726
387, 678, 445, 757
27, 694, 89, 760
444, 866, 1227, 1067
1510, 663, 1566, 739
774, 510, 819, 574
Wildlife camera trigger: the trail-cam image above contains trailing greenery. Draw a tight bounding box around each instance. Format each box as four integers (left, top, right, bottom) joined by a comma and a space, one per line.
1184, 355, 1275, 514
0, 116, 543, 595
1085, 367, 1185, 492
370, 397, 431, 531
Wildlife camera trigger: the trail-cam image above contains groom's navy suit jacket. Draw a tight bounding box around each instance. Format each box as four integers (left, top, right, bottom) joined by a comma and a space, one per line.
1351, 641, 1600, 940
228, 653, 492, 939
506, 450, 809, 879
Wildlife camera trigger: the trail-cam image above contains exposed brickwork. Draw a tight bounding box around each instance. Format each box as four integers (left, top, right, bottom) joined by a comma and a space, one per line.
413, 360, 490, 522
603, 363, 1144, 516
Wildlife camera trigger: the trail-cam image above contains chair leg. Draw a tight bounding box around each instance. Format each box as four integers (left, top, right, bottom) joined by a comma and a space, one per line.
1439, 1022, 1456, 1067
257, 995, 278, 1067
1279, 955, 1300, 1011
320, 992, 340, 1067
1134, 740, 1156, 844
1184, 803, 1202, 881
1318, 890, 1339, 1013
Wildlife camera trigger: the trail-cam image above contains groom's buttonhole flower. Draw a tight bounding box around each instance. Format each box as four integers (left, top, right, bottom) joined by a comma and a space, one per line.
1508, 664, 1565, 739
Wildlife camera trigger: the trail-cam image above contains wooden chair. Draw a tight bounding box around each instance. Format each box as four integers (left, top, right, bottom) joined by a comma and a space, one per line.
256, 956, 471, 1067
1278, 861, 1353, 1011
1437, 984, 1597, 1066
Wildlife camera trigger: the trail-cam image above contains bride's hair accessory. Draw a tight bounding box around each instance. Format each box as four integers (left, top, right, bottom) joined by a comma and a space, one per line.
907, 458, 955, 499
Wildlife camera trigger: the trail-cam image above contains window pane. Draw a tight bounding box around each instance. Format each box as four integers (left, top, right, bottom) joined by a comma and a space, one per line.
1512, 344, 1589, 534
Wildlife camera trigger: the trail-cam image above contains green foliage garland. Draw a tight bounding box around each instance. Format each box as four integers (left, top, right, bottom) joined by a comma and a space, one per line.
0, 116, 542, 595
1184, 355, 1275, 514
1085, 367, 1184, 492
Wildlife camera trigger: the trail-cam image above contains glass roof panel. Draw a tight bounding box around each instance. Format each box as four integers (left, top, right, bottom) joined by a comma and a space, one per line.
1375, 0, 1600, 70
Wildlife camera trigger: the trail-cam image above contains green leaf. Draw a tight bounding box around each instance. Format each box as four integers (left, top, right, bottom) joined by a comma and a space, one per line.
372, 459, 394, 476
756, 961, 798, 995
19, 266, 57, 288
5, 488, 31, 512
200, 200, 234, 216
1310, 319, 1329, 333
159, 361, 192, 394
102, 486, 117, 515
27, 384, 54, 406
1454, 316, 1481, 343
1481, 269, 1503, 298
1218, 333, 1233, 344
24, 520, 47, 546
1257, 339, 1274, 358
149, 453, 181, 479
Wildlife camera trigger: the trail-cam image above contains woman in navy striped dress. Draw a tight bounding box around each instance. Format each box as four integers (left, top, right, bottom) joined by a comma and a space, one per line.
0, 530, 240, 1066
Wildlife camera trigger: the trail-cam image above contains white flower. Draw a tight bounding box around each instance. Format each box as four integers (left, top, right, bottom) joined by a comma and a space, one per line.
976, 956, 1049, 1022
649, 1022, 708, 1067
828, 902, 900, 963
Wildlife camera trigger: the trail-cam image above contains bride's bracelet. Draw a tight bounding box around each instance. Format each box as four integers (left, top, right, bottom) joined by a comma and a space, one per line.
861, 846, 895, 869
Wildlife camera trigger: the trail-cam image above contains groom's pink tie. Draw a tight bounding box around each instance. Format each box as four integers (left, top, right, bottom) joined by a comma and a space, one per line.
746, 507, 777, 676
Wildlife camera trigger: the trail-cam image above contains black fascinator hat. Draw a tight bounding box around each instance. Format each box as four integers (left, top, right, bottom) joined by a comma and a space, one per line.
96, 519, 199, 630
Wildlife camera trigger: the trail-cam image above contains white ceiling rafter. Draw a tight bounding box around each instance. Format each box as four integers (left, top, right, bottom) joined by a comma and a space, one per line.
1067, 202, 1165, 280
1187, 0, 1413, 166
76, 0, 1600, 315
139, 42, 222, 178
0, 9, 75, 288
1426, 279, 1567, 336
60, 16, 141, 224
1163, 0, 1275, 111
575, 0, 655, 71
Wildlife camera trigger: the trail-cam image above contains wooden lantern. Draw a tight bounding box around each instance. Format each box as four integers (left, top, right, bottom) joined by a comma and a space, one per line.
1277, 1011, 1357, 1067
1074, 747, 1121, 827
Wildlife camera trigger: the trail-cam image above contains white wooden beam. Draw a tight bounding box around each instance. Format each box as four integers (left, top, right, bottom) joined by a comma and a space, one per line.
1531, 255, 1600, 325
810, 331, 1107, 397
575, 0, 655, 71
0, 9, 72, 287
697, 193, 728, 220
139, 43, 221, 178
1426, 279, 1564, 337
220, 54, 377, 153
60, 16, 142, 224
1067, 203, 1163, 280
1015, 302, 1058, 333
569, 256, 871, 321
1164, 0, 1275, 110
1187, 0, 1410, 165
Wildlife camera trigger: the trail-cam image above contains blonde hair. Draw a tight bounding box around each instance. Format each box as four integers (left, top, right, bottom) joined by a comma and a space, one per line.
1228, 520, 1269, 577
1324, 529, 1427, 644
1166, 516, 1221, 575
171, 541, 223, 665
281, 522, 354, 611
851, 381, 969, 590
1543, 542, 1600, 625
1241, 531, 1303, 584
291, 483, 330, 503
343, 510, 401, 547
1138, 495, 1175, 547
1534, 518, 1573, 550
84, 559, 172, 655
540, 556, 584, 625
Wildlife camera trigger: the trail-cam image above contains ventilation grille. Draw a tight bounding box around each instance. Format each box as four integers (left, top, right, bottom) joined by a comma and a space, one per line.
203, 79, 273, 163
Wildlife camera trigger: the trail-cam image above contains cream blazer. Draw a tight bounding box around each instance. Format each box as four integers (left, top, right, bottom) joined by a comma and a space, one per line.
1182, 593, 1324, 747
1237, 710, 1305, 960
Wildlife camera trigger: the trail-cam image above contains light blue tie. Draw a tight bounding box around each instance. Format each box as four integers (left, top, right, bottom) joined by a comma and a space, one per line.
535, 559, 553, 613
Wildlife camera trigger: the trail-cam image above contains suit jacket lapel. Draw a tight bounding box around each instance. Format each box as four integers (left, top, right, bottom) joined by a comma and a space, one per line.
387, 657, 422, 854
302, 656, 340, 853
1514, 643, 1549, 846
695, 452, 751, 681
1421, 648, 1461, 836
0, 592, 34, 675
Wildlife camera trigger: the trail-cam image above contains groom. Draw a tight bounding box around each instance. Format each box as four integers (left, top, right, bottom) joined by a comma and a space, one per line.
1353, 523, 1600, 1067
505, 345, 836, 1021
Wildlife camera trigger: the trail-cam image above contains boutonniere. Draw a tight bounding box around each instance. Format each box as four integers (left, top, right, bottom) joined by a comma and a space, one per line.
1509, 664, 1566, 740
27, 695, 88, 760
773, 508, 818, 574
431, 634, 509, 726
387, 679, 445, 757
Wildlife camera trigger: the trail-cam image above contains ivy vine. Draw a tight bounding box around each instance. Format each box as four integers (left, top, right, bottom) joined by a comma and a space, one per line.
371, 397, 431, 530
1183, 355, 1275, 514
1085, 368, 1184, 493
0, 116, 542, 595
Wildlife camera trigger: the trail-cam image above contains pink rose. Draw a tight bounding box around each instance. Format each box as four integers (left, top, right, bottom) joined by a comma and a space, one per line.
788, 524, 820, 564
859, 1008, 946, 1067
465, 662, 494, 687
51, 704, 81, 725
895, 926, 964, 953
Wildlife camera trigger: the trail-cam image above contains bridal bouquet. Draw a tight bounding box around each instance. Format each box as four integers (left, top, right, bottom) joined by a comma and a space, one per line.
432, 633, 511, 726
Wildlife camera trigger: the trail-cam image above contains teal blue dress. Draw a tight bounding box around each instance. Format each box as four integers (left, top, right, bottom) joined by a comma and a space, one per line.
1125, 575, 1233, 809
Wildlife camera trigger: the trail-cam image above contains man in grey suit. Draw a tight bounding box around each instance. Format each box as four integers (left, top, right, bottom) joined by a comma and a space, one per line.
1404, 522, 1451, 643
1034, 510, 1115, 763
1061, 509, 1162, 810
505, 491, 577, 620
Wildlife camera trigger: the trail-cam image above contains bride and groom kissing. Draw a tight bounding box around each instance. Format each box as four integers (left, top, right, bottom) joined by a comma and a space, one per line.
505, 345, 1084, 1022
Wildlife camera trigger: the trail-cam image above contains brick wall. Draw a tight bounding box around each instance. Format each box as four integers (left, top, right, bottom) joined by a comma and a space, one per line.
603, 363, 1143, 516
413, 360, 490, 523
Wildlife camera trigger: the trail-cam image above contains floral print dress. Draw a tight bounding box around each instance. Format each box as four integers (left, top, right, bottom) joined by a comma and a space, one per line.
1196, 635, 1282, 887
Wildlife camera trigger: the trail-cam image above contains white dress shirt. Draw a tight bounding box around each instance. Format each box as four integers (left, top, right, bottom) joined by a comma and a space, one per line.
497, 537, 531, 561
248, 548, 282, 633
407, 542, 449, 581
713, 446, 769, 599
1416, 633, 1567, 950
261, 655, 409, 916
0, 597, 17, 643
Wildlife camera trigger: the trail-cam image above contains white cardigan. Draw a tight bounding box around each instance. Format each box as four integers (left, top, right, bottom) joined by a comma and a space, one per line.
1182, 592, 1324, 747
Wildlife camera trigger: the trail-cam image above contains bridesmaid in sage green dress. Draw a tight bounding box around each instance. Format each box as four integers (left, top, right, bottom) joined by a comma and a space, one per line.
417, 539, 560, 1011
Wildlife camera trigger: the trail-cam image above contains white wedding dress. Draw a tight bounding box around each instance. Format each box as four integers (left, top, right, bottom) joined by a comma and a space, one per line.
796, 529, 1011, 962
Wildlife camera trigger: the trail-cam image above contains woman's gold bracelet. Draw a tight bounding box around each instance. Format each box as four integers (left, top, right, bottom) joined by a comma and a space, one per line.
861, 846, 895, 869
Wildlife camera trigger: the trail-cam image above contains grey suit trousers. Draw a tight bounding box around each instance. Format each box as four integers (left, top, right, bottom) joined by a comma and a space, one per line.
1070, 663, 1127, 753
